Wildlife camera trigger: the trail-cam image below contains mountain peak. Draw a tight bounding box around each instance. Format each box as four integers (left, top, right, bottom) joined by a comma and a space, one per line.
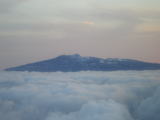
55, 54, 83, 61
5, 54, 160, 72
56, 54, 81, 58
67, 54, 81, 58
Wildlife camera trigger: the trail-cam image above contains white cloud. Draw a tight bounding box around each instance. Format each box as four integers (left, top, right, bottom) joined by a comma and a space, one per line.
46, 100, 133, 120
0, 71, 160, 120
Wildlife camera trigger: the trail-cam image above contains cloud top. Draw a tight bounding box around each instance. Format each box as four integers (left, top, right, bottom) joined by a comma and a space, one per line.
0, 70, 160, 120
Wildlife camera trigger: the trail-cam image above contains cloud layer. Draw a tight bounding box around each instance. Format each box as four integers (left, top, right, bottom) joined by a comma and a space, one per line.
0, 70, 160, 120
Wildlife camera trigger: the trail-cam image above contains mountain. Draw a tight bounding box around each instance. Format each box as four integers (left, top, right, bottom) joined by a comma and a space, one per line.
5, 54, 160, 72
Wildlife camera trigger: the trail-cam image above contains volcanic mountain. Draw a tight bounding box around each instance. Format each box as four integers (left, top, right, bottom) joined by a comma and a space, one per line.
5, 54, 160, 72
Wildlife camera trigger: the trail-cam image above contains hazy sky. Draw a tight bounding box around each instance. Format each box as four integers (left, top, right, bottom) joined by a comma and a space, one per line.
0, 0, 160, 69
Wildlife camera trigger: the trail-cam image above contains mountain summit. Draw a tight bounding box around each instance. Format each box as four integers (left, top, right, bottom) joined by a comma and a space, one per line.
5, 54, 160, 72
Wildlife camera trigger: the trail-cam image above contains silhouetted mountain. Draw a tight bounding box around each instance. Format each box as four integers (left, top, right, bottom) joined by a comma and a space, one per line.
5, 54, 160, 72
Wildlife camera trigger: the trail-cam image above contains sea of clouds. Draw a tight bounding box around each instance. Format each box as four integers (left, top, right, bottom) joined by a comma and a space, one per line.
0, 70, 160, 120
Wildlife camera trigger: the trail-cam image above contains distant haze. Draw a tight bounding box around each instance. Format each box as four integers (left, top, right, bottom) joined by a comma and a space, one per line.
0, 0, 160, 69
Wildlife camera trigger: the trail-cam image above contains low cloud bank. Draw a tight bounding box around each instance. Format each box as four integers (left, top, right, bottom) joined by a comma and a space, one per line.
0, 70, 160, 120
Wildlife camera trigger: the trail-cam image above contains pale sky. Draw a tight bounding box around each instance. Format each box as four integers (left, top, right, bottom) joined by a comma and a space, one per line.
0, 0, 160, 69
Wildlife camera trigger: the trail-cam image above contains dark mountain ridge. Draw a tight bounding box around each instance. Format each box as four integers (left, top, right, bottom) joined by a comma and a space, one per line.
5, 54, 160, 72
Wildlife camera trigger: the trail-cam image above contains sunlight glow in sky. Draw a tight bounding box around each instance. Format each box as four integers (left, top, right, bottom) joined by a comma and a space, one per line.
0, 0, 160, 69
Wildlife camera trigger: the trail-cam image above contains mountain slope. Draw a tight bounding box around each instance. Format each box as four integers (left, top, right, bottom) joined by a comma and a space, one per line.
5, 54, 160, 72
